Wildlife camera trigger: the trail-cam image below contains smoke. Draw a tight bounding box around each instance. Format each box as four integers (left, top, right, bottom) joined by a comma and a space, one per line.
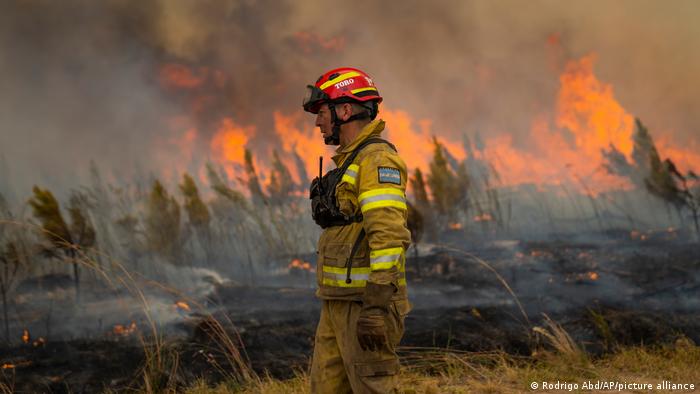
1, 0, 699, 197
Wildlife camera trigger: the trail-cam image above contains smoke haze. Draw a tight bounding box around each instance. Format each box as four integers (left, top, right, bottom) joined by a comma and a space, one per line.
1, 0, 698, 197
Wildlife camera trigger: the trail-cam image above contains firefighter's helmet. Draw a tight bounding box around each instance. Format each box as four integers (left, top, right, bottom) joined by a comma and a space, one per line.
303, 67, 382, 145
303, 67, 382, 114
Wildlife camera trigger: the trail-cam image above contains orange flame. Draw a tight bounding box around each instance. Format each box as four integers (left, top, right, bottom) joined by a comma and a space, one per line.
113, 322, 137, 336
587, 271, 599, 281
21, 329, 29, 344
473, 213, 493, 222
159, 53, 700, 200
175, 301, 191, 311
557, 54, 634, 157
159, 63, 206, 89
288, 258, 314, 272
448, 222, 463, 230
1, 364, 14, 369
210, 118, 252, 179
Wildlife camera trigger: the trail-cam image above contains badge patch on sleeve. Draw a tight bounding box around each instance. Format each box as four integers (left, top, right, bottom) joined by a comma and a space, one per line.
377, 167, 401, 185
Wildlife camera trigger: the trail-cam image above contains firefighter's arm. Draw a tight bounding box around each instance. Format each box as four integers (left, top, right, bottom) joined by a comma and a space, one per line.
355, 149, 411, 351
357, 150, 411, 289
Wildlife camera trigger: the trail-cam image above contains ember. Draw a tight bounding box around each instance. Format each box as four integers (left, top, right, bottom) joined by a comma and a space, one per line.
22, 329, 29, 344
288, 258, 314, 272
112, 322, 137, 337
175, 301, 191, 311
448, 222, 463, 230
473, 213, 493, 222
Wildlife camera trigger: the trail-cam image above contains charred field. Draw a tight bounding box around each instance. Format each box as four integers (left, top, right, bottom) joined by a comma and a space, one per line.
1, 229, 699, 393
3, 3, 700, 391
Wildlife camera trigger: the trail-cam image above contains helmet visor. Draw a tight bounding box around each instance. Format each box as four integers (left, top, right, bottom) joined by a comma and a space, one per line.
302, 85, 329, 114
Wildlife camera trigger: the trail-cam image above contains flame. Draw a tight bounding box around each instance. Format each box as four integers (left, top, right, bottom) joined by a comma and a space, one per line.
480, 54, 636, 193
473, 213, 493, 222
587, 271, 599, 281
557, 54, 635, 157
210, 118, 252, 179
159, 63, 207, 89
112, 322, 137, 336
175, 301, 191, 311
273, 111, 333, 182
288, 258, 314, 272
21, 329, 29, 344
156, 52, 700, 201
630, 230, 649, 241
382, 109, 466, 178
1, 364, 14, 369
448, 222, 462, 230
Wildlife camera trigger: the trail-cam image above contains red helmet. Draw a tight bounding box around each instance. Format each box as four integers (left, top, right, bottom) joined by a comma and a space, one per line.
303, 67, 383, 114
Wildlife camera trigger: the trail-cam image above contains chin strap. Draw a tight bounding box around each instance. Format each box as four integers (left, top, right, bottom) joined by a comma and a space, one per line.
324, 102, 374, 146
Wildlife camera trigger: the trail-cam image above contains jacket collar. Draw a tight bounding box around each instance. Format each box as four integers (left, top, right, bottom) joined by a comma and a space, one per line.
332, 119, 385, 166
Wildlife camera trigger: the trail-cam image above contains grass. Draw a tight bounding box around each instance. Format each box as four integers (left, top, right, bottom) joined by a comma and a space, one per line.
178, 339, 699, 394
178, 315, 700, 394
3, 220, 699, 393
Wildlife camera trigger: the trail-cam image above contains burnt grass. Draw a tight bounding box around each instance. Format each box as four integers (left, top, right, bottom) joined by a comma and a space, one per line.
2, 232, 700, 393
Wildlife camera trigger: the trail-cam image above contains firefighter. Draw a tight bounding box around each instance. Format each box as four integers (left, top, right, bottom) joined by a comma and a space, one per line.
304, 67, 412, 393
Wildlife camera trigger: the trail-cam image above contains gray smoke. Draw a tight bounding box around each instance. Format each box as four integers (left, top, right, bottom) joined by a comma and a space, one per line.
0, 0, 699, 198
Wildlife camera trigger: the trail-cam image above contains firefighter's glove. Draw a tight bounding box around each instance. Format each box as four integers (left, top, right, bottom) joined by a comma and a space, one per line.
357, 282, 396, 351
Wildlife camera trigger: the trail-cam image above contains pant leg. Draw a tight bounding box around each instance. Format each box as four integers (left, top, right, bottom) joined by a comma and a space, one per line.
310, 300, 352, 394
332, 299, 410, 394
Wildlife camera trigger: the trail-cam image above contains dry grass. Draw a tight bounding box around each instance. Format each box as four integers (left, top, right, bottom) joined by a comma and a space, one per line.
181, 337, 700, 394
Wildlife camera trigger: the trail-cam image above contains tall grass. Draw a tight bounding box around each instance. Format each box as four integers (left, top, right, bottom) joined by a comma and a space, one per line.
0, 219, 259, 393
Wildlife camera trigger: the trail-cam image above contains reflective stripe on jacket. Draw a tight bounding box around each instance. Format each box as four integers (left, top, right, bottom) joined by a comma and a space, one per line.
316, 119, 411, 301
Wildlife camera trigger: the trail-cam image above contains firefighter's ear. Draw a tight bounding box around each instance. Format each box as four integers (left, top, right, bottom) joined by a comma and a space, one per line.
339, 103, 353, 121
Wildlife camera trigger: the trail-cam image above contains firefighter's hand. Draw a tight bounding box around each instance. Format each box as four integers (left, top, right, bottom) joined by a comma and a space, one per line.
357, 310, 387, 351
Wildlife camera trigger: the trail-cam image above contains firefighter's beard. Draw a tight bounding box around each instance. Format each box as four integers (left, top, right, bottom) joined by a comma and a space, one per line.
324, 124, 341, 145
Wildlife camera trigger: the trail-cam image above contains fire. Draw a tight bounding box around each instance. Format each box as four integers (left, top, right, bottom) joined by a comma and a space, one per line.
159, 63, 207, 89
210, 118, 251, 178
175, 301, 191, 311
288, 258, 314, 272
157, 50, 700, 201
112, 322, 137, 337
21, 329, 29, 344
1, 364, 14, 369
448, 222, 462, 230
587, 271, 599, 281
630, 230, 648, 241
481, 54, 637, 193
473, 213, 493, 222
557, 54, 635, 157
381, 109, 466, 178
273, 111, 334, 182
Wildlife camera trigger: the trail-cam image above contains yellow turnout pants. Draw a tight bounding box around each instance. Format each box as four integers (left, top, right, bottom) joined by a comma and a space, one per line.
310, 299, 409, 394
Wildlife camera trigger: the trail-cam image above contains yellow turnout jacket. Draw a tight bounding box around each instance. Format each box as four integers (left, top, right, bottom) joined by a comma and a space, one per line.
316, 119, 411, 301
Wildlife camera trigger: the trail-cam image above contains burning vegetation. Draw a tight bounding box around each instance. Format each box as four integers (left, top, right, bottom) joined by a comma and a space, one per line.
0, 2, 699, 392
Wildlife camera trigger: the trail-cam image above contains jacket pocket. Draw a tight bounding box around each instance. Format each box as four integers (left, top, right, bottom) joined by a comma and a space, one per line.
355, 358, 400, 377
322, 242, 351, 268
322, 242, 368, 268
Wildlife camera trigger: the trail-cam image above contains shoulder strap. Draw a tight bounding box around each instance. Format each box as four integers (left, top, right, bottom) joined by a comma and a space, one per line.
339, 138, 397, 173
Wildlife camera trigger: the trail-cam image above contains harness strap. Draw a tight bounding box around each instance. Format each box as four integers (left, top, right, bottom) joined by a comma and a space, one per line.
345, 228, 366, 284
